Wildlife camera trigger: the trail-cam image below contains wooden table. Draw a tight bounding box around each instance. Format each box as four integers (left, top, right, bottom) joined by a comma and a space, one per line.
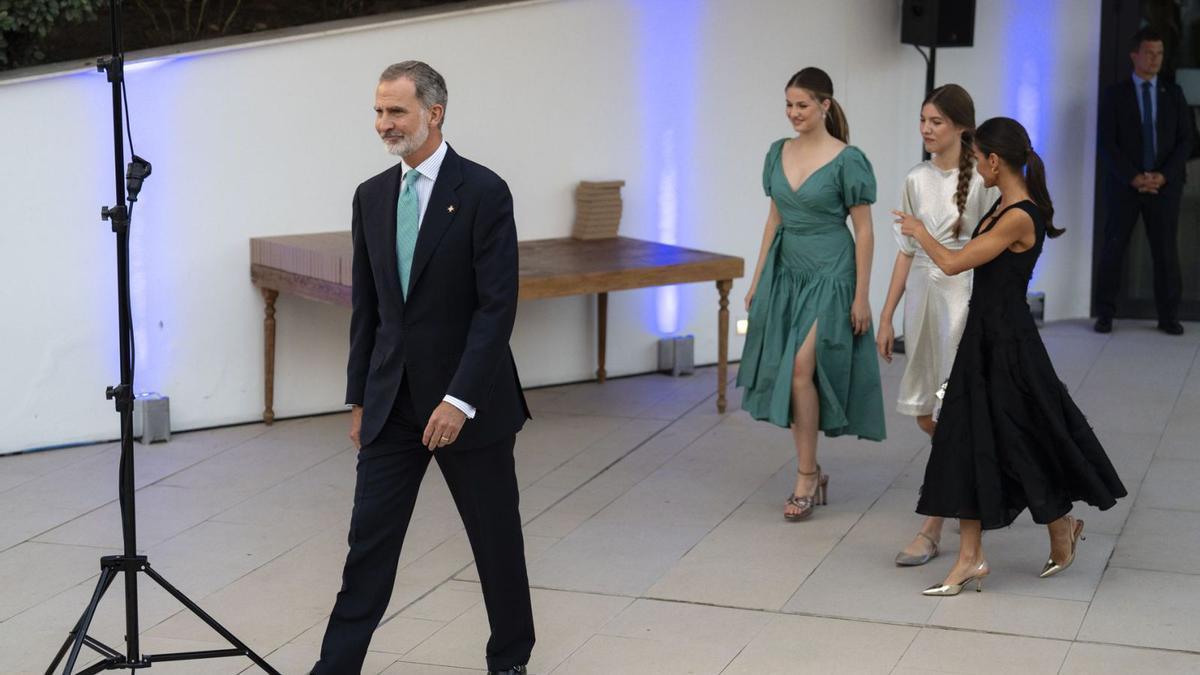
250, 234, 744, 424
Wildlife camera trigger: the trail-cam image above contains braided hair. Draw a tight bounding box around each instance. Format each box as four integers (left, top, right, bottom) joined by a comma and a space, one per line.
923, 84, 977, 239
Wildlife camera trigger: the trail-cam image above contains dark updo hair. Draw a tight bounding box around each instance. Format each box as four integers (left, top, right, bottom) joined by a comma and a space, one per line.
923, 84, 977, 238
785, 67, 849, 143
973, 117, 1065, 238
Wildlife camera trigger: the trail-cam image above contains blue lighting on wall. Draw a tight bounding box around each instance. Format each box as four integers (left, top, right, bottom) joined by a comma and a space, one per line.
636, 0, 702, 336
107, 56, 184, 395
1003, 0, 1056, 288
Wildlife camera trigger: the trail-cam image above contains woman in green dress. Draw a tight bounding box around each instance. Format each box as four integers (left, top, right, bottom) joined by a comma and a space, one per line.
738, 67, 887, 521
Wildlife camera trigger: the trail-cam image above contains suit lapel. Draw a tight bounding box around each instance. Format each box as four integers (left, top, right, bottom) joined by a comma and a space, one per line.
370, 163, 406, 307
408, 145, 463, 297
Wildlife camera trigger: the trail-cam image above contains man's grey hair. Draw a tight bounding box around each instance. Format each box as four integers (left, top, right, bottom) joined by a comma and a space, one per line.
380, 61, 448, 127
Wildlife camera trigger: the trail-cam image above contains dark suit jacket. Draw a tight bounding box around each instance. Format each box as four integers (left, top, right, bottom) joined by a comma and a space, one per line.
346, 144, 530, 449
1098, 78, 1193, 195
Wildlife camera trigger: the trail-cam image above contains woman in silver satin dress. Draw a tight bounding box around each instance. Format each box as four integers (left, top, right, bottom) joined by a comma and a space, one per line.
876, 85, 999, 565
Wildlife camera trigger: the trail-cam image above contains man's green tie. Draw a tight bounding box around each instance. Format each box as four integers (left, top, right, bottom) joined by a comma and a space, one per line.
396, 169, 422, 298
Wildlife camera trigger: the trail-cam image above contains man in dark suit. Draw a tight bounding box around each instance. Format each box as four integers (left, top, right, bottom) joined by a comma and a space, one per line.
311, 61, 534, 675
1095, 27, 1191, 335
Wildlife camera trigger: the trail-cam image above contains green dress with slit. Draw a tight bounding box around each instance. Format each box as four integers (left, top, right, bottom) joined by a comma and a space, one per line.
737, 139, 887, 440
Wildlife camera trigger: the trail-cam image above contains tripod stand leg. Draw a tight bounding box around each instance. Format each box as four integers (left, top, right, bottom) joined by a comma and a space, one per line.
47, 565, 119, 675
142, 565, 280, 674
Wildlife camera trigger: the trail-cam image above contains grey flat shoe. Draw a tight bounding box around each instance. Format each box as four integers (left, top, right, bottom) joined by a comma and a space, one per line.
895, 531, 939, 566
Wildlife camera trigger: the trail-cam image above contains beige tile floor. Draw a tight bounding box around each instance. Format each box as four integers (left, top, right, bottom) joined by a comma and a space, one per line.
2, 319, 1199, 674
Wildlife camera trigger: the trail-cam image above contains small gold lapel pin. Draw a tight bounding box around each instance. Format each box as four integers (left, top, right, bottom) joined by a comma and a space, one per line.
447, 205, 456, 213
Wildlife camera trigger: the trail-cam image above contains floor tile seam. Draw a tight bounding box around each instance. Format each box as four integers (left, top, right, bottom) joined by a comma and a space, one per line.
771, 605, 1093, 645
1067, 636, 1200, 658
559, 586, 944, 635
13, 469, 288, 556
25, 536, 128, 553
785, 486, 888, 593
575, 629, 752, 673
0, 444, 121, 490
534, 410, 667, 422
887, 627, 926, 675
1082, 529, 1122, 611
662, 478, 766, 578
906, 621, 1079, 645
368, 656, 476, 673
886, 441, 933, 491
1148, 345, 1197, 451
1053, 639, 1075, 675
717, 642, 753, 674
1069, 330, 1111, 396
513, 391, 729, 541
520, 416, 672, 490
1091, 407, 1175, 549
0, 471, 58, 498
1119, 441, 1200, 547
130, 428, 284, 492
1103, 562, 1200, 577
0, 509, 120, 555
953, 586, 1093, 605
378, 555, 492, 637
1, 569, 109, 628
152, 439, 354, 491
155, 447, 354, 523
129, 526, 330, 639
1123, 503, 1200, 516
262, 613, 329, 659
395, 581, 634, 674
539, 604, 638, 675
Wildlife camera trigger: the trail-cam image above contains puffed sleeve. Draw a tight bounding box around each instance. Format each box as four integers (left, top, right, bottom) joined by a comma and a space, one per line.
894, 176, 918, 255
762, 139, 785, 197
840, 146, 877, 208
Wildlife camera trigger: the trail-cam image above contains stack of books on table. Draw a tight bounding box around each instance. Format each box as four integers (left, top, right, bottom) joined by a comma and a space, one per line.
572, 180, 624, 240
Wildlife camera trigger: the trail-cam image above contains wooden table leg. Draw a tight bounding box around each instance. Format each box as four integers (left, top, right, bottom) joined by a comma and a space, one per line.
262, 288, 278, 425
596, 292, 608, 383
716, 279, 731, 413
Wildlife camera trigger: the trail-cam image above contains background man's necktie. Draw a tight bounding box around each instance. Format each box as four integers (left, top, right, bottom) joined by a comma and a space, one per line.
1142, 81, 1156, 171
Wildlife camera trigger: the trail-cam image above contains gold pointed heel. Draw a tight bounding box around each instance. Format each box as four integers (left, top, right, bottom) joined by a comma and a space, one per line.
922, 561, 989, 596
1040, 516, 1086, 578
784, 465, 825, 521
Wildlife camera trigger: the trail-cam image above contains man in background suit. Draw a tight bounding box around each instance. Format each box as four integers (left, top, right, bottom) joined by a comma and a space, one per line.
1095, 26, 1192, 335
311, 61, 534, 675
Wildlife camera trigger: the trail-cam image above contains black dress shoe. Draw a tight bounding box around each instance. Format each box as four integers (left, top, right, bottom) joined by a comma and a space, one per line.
489, 667, 527, 675
1093, 317, 1112, 334
1158, 320, 1185, 335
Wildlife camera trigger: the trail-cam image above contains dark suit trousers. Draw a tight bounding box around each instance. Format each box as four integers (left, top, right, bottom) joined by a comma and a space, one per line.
313, 384, 535, 674
1095, 189, 1183, 322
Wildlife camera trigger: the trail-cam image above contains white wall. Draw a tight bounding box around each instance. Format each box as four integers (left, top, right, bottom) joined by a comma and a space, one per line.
0, 0, 1102, 452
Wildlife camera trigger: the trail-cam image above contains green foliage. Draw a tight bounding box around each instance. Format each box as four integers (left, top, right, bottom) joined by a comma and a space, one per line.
0, 0, 101, 66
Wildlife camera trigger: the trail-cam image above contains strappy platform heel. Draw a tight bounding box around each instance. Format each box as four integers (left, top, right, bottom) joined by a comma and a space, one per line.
784, 465, 828, 521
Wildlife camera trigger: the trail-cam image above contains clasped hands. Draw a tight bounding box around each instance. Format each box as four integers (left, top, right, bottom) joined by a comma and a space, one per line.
348, 400, 467, 451
1132, 172, 1165, 194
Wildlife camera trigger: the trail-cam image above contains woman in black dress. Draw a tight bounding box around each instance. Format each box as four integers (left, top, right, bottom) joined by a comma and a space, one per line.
894, 117, 1127, 596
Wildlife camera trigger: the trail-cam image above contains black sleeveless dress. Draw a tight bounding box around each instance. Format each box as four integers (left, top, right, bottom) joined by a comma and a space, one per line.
916, 200, 1127, 530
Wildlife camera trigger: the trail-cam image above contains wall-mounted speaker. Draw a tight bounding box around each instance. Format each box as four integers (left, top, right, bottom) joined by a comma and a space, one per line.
901, 0, 976, 48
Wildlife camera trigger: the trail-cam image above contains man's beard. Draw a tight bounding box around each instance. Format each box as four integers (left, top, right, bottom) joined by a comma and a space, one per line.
384, 117, 430, 158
